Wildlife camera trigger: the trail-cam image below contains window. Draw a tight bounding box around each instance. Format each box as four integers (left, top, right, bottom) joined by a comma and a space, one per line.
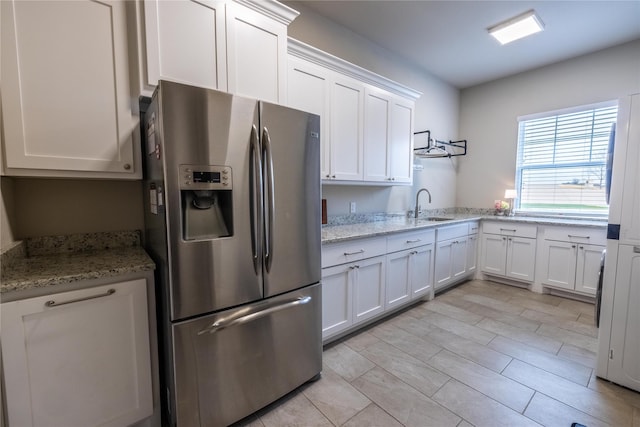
515, 102, 618, 216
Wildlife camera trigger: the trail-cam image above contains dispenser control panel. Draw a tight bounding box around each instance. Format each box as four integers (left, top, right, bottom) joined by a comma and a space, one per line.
179, 165, 232, 190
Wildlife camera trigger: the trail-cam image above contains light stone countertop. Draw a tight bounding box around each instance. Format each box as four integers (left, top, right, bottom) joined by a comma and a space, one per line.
322, 213, 607, 244
1, 231, 155, 296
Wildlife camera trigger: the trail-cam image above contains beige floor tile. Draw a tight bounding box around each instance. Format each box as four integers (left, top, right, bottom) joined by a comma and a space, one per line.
577, 311, 596, 325
258, 391, 333, 427
536, 323, 599, 352
342, 404, 403, 427
439, 295, 541, 332
634, 407, 640, 427
557, 297, 597, 315
388, 313, 441, 338
521, 308, 599, 337
507, 296, 581, 320
231, 413, 265, 427
368, 321, 442, 363
476, 318, 563, 353
488, 335, 592, 385
524, 392, 611, 427
458, 281, 516, 302
588, 372, 640, 409
343, 330, 382, 352
457, 421, 474, 427
460, 293, 525, 315
558, 343, 598, 368
503, 359, 634, 426
420, 299, 484, 324
359, 341, 450, 397
432, 380, 541, 427
428, 350, 534, 412
419, 311, 497, 345
351, 367, 461, 427
426, 327, 512, 373
302, 368, 371, 426
323, 343, 375, 382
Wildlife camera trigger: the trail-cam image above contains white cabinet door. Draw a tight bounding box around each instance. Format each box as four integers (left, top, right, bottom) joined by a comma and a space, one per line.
363, 87, 391, 182
226, 1, 287, 103
388, 96, 414, 183
330, 76, 364, 181
480, 234, 507, 276
321, 264, 353, 339
607, 244, 640, 391
541, 240, 577, 290
506, 237, 537, 282
451, 237, 468, 281
575, 244, 605, 295
434, 239, 454, 290
144, 0, 226, 90
287, 58, 331, 179
619, 95, 640, 245
1, 279, 153, 427
353, 256, 386, 324
466, 234, 478, 273
1, 0, 138, 177
411, 244, 434, 299
385, 250, 411, 309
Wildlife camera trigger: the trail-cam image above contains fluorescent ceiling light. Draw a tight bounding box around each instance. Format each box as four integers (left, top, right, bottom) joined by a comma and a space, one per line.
488, 10, 544, 45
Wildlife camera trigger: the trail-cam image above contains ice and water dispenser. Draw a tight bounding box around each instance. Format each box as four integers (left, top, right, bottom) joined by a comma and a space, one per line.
180, 165, 233, 240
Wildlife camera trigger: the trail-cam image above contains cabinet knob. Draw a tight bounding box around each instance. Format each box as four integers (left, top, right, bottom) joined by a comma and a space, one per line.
332, 175, 336, 179
571, 245, 576, 248
123, 163, 131, 170
325, 174, 330, 178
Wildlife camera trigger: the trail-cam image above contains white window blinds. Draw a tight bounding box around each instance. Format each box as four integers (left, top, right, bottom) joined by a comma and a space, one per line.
516, 103, 618, 216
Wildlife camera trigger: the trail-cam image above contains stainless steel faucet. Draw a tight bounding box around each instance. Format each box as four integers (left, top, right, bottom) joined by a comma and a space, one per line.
414, 188, 432, 218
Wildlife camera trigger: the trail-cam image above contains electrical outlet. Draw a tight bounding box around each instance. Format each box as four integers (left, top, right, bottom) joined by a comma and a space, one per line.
350, 201, 356, 214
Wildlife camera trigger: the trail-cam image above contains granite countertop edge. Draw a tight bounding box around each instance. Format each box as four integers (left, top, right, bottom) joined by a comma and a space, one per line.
321, 214, 607, 244
1, 233, 156, 296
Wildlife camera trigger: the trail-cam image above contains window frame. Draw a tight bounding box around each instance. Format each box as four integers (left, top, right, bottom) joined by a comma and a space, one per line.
515, 100, 618, 218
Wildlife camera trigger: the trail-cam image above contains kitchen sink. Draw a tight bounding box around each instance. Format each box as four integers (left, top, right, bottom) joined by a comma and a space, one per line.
423, 216, 454, 222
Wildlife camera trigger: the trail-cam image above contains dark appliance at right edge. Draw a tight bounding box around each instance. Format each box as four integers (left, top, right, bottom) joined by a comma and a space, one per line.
596, 93, 640, 392
141, 80, 322, 426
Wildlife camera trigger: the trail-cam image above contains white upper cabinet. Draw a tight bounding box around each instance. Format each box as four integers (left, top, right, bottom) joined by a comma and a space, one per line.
331, 75, 365, 181
287, 57, 331, 178
143, 0, 227, 91
143, 0, 297, 103
287, 38, 421, 185
1, 0, 140, 178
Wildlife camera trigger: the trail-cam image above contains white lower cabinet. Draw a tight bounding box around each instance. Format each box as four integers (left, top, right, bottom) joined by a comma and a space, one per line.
386, 243, 434, 309
353, 256, 387, 323
480, 222, 537, 283
540, 226, 606, 296
1, 279, 153, 427
434, 224, 474, 291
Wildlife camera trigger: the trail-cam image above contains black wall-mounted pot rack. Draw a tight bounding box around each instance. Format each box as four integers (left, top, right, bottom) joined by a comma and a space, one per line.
413, 130, 467, 158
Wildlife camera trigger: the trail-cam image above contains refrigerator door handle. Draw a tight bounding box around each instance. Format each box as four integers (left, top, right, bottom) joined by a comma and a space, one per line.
196, 296, 312, 335
262, 126, 275, 272
250, 125, 264, 275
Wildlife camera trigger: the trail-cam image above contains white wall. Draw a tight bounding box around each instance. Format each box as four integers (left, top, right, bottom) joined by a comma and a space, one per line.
285, 1, 460, 216
457, 40, 640, 209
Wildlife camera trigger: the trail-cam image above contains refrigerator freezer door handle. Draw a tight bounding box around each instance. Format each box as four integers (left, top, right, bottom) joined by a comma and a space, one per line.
250, 125, 264, 275
196, 296, 312, 335
262, 127, 275, 272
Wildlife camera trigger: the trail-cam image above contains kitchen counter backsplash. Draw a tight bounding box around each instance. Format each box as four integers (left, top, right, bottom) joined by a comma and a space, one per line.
1, 230, 154, 296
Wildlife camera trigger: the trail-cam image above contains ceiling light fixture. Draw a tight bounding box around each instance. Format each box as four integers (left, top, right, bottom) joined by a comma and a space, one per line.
488, 10, 544, 45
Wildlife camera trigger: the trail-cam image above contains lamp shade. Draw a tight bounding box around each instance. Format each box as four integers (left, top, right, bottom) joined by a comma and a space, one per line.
504, 189, 517, 199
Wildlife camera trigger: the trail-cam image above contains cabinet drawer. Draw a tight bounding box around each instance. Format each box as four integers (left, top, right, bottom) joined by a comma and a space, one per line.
468, 221, 480, 235
482, 221, 537, 238
437, 223, 468, 242
322, 237, 387, 268
387, 229, 435, 253
543, 226, 606, 246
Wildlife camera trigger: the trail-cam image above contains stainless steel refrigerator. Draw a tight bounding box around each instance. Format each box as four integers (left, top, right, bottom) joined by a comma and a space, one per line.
141, 80, 322, 426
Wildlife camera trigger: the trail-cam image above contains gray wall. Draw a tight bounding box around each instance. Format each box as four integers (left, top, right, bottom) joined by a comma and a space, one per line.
456, 40, 640, 209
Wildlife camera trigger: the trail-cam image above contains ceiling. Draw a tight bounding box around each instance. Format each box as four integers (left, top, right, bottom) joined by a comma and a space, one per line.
291, 1, 640, 89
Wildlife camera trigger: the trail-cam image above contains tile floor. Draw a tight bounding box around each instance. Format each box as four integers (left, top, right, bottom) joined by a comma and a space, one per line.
235, 280, 640, 427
